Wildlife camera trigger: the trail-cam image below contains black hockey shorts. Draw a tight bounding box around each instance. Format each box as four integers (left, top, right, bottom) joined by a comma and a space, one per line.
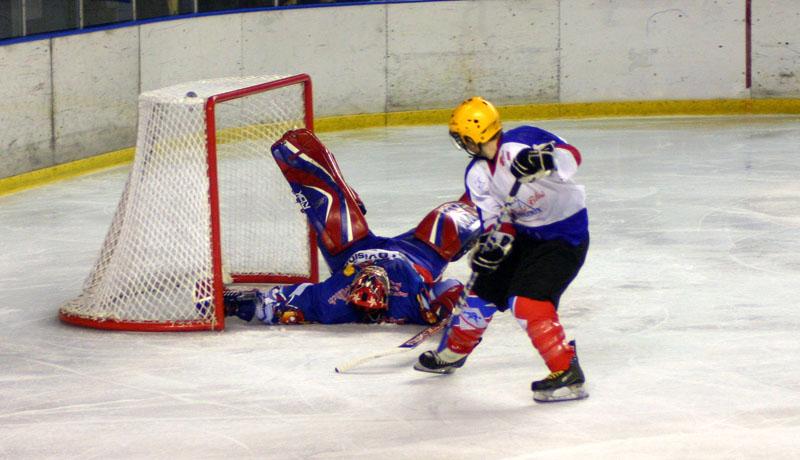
472, 235, 589, 311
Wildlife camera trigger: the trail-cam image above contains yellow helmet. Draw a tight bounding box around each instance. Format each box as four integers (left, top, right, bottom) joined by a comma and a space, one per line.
448, 97, 502, 152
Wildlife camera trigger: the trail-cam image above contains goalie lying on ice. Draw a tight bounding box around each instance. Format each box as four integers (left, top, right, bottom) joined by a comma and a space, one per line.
221, 129, 481, 326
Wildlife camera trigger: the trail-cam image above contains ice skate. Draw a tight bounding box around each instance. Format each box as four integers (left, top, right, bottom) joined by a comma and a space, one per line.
414, 349, 468, 374
222, 288, 262, 321
531, 341, 588, 403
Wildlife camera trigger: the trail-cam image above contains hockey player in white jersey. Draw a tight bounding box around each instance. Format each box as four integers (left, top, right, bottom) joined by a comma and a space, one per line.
414, 97, 590, 403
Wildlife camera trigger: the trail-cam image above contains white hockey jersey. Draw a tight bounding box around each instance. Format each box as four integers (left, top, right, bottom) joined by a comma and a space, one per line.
464, 126, 589, 245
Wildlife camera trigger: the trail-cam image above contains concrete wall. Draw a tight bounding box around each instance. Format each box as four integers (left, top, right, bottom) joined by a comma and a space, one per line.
53, 29, 140, 164
386, 0, 562, 109
1, 0, 799, 178
1, 40, 52, 174
752, 0, 800, 97
561, 0, 748, 101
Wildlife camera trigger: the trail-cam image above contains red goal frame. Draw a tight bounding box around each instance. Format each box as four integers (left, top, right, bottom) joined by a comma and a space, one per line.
60, 74, 319, 332
206, 74, 320, 330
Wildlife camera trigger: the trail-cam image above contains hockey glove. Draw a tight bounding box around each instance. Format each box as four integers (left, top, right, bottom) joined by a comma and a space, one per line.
430, 281, 464, 319
470, 229, 515, 274
511, 142, 556, 182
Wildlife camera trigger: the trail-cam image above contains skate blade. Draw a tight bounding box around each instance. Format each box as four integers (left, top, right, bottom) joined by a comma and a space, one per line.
413, 363, 458, 374
533, 384, 589, 403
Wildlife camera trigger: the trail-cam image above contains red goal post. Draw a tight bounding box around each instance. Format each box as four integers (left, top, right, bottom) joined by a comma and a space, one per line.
60, 74, 320, 332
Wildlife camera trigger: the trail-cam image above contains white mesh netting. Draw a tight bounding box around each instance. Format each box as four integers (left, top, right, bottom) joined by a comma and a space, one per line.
61, 75, 314, 330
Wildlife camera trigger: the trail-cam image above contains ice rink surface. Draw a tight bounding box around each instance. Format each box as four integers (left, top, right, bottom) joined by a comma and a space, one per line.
2, 116, 800, 459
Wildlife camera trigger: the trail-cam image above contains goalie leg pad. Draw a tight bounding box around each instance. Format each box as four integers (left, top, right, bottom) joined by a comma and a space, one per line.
413, 201, 481, 262
511, 296, 575, 372
271, 129, 369, 257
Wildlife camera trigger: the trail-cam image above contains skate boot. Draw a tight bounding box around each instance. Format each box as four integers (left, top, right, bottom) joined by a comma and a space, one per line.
222, 289, 261, 322
225, 287, 305, 324
531, 340, 588, 403
414, 349, 469, 374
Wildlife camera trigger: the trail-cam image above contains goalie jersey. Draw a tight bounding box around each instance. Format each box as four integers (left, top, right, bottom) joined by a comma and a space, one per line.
273, 246, 443, 325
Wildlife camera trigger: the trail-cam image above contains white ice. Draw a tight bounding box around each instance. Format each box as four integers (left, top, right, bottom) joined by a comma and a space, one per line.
2, 116, 800, 459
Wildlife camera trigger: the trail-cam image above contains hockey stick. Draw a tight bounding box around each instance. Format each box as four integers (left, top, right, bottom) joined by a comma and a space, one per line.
457, 179, 524, 309
335, 178, 533, 374
334, 321, 447, 373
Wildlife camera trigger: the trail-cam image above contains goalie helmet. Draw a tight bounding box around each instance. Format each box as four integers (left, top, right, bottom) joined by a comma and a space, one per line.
449, 97, 502, 154
347, 265, 390, 322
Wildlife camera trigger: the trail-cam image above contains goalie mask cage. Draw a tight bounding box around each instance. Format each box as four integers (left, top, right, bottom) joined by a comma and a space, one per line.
60, 74, 319, 332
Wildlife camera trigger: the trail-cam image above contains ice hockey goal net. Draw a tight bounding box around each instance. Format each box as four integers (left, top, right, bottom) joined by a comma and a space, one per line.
60, 74, 319, 331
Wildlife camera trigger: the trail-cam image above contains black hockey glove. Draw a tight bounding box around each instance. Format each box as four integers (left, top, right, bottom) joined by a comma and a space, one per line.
470, 230, 514, 274
510, 142, 556, 182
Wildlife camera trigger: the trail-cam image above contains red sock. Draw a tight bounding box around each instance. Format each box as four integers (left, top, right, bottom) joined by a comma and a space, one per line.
511, 296, 574, 372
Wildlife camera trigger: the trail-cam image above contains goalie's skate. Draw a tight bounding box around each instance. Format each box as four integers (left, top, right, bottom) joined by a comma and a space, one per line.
414, 349, 468, 374
531, 341, 588, 403
222, 289, 262, 322
223, 287, 304, 324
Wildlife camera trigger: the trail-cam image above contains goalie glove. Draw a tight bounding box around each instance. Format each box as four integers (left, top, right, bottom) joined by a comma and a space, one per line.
511, 142, 556, 182
430, 280, 464, 320
417, 280, 463, 325
470, 227, 515, 274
